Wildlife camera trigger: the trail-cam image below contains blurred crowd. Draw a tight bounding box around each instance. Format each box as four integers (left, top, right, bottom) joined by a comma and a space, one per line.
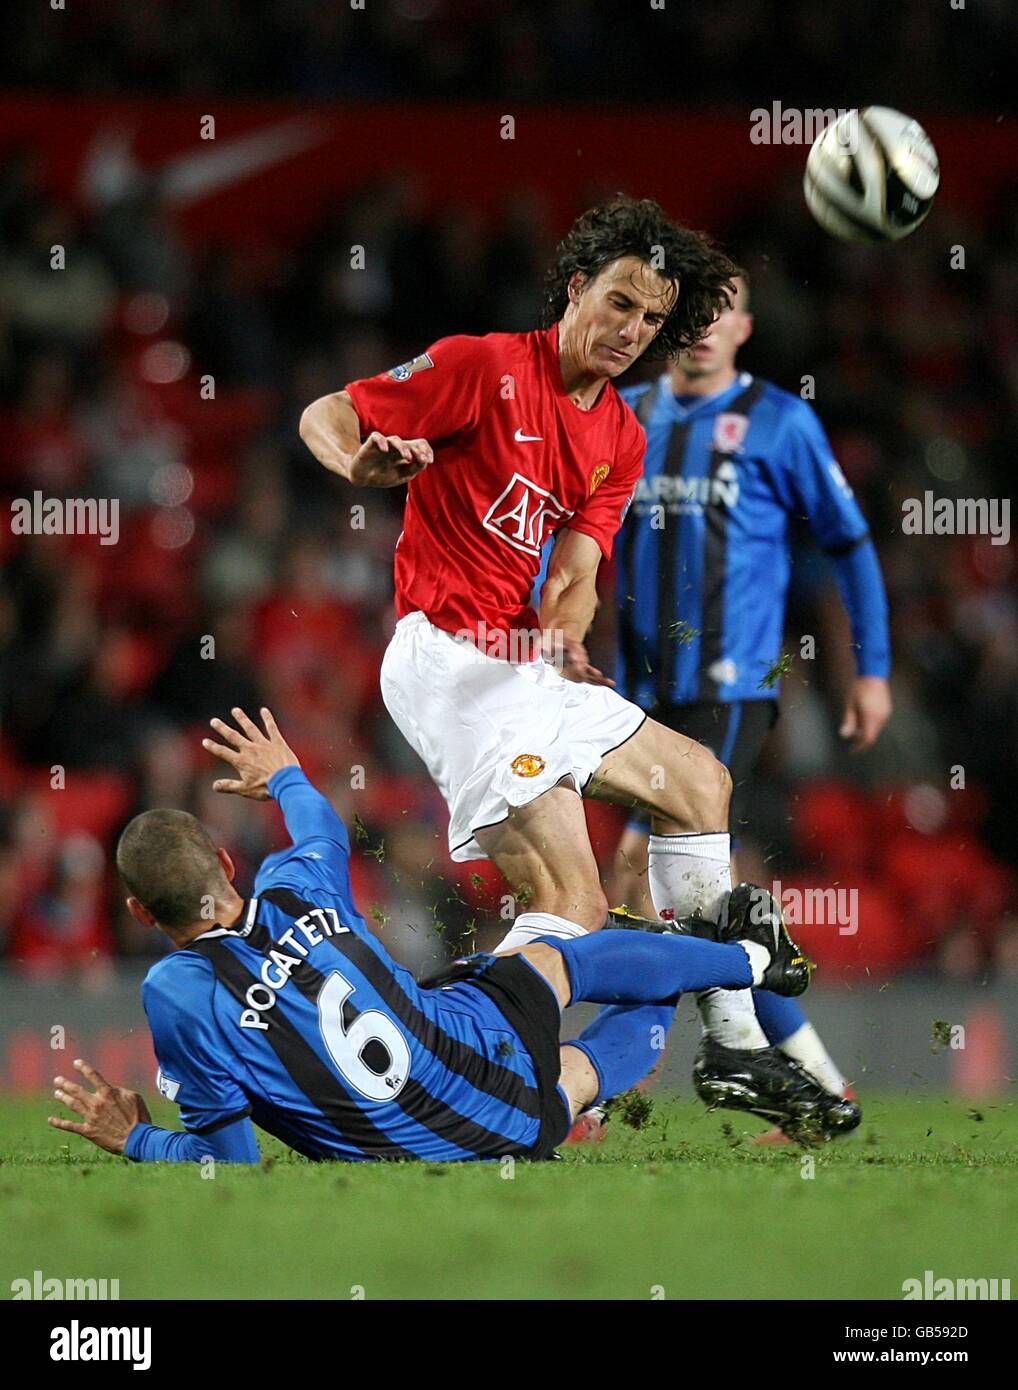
0, 91, 1015, 983
0, 0, 1014, 110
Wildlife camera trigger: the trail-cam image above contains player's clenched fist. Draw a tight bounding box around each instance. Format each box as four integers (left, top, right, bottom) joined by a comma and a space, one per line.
348, 431, 433, 487
202, 706, 301, 799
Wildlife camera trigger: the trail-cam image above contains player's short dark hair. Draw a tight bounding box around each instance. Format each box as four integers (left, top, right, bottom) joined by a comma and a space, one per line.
117, 809, 229, 930
542, 195, 738, 360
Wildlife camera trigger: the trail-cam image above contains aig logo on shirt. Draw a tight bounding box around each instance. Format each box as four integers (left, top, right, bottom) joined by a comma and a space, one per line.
482, 471, 574, 556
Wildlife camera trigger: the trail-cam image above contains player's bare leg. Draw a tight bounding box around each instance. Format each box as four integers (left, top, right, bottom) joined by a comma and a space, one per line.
483, 723, 734, 1142
479, 718, 731, 956
609, 823, 655, 918
557, 1046, 600, 1122
476, 781, 610, 950
590, 716, 732, 846
591, 718, 738, 937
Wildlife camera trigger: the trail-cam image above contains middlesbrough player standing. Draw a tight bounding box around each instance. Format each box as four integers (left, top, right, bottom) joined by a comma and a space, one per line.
300, 197, 740, 964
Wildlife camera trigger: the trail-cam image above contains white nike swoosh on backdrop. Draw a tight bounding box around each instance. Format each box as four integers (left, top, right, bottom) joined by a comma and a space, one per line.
161, 120, 326, 203
79, 119, 328, 209
513, 428, 543, 442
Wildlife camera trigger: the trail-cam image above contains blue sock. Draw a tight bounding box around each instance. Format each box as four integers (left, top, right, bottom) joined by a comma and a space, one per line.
567, 1003, 676, 1106
752, 989, 807, 1046
547, 928, 754, 1006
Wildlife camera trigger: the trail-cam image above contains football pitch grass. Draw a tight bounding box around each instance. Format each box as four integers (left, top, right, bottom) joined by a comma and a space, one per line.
2, 1092, 1016, 1301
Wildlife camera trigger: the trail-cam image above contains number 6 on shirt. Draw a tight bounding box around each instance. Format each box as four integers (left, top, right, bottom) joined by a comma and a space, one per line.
317, 971, 412, 1102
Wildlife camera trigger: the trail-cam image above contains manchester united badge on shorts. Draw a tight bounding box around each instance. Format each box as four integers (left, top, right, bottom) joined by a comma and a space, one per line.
510, 753, 546, 778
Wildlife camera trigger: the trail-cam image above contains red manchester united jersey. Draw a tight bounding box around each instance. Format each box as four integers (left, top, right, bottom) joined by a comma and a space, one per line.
345, 324, 644, 647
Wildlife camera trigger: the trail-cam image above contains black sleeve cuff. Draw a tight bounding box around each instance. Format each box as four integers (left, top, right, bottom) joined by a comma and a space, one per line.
823, 531, 871, 558
186, 1105, 253, 1136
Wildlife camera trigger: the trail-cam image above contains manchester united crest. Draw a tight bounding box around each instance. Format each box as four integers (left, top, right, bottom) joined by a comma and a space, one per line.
589, 462, 611, 494
511, 753, 546, 778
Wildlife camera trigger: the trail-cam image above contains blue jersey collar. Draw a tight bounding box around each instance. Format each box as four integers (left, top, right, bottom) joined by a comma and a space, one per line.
661, 370, 754, 421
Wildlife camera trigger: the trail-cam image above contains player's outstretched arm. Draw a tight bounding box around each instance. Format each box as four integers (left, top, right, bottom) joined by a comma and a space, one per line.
299, 389, 432, 487
47, 1058, 260, 1163
203, 706, 349, 854
123, 1117, 260, 1164
202, 704, 300, 801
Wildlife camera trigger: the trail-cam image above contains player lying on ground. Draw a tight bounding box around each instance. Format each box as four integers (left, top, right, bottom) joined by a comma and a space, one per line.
298, 195, 843, 1133
47, 709, 819, 1164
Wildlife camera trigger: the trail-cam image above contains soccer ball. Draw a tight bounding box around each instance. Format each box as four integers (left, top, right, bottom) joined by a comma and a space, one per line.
803, 106, 940, 243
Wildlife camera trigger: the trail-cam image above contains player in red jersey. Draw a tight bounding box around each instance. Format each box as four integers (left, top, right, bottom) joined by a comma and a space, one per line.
299, 198, 833, 1131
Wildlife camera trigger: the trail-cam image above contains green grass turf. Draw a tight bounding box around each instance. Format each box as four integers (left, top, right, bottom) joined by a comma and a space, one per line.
2, 1091, 1016, 1301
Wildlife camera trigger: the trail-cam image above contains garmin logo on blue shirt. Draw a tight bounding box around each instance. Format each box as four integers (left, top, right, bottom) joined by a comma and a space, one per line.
631, 462, 740, 513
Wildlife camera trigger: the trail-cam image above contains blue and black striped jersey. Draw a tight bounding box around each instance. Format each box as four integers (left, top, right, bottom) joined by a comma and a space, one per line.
614, 372, 889, 705
134, 767, 549, 1162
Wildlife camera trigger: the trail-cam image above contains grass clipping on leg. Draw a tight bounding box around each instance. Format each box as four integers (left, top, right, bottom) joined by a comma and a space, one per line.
602, 1088, 655, 1131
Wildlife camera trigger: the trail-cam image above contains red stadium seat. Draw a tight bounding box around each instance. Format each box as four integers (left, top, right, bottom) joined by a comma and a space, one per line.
790, 780, 873, 874
882, 833, 1013, 941
584, 800, 626, 868
781, 875, 912, 975
27, 769, 132, 841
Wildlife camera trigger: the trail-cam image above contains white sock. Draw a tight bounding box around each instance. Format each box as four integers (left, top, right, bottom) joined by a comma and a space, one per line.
648, 832, 769, 1050
494, 911, 587, 954
738, 940, 771, 987
778, 1022, 848, 1096
696, 988, 770, 1049
648, 831, 732, 920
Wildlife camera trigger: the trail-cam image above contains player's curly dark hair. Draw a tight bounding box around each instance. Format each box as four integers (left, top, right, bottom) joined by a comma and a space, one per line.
542, 195, 738, 360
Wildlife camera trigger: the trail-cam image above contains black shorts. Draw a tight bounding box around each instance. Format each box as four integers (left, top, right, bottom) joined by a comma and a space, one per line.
630, 698, 779, 836
419, 953, 570, 1159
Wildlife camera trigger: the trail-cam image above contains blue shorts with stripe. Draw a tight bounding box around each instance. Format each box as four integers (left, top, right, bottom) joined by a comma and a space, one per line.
417, 953, 571, 1160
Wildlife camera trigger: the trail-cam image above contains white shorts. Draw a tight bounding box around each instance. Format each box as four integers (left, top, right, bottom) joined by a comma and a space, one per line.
380, 612, 646, 862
